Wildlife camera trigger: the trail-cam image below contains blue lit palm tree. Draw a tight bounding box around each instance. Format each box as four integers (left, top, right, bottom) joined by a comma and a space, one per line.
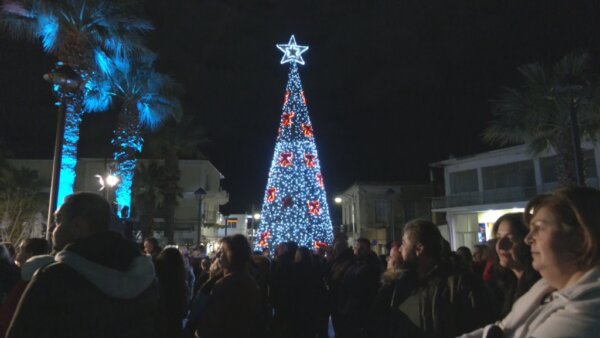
1, 0, 151, 206
109, 52, 183, 218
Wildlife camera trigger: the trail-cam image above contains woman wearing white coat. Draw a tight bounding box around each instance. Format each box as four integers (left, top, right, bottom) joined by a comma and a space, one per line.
458, 186, 600, 338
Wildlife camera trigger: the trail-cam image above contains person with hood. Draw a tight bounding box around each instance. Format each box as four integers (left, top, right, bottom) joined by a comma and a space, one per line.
6, 192, 162, 338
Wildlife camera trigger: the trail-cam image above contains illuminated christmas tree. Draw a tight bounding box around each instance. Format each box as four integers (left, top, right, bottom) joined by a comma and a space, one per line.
256, 35, 333, 251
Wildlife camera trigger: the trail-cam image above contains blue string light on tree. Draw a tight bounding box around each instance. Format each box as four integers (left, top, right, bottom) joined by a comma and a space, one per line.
255, 35, 334, 252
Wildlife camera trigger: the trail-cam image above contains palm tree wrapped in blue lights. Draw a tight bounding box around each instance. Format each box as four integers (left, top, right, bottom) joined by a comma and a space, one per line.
109, 53, 183, 218
255, 36, 334, 252
1, 0, 152, 208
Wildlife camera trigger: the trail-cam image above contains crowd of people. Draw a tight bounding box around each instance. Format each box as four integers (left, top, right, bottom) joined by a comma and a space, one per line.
0, 186, 599, 338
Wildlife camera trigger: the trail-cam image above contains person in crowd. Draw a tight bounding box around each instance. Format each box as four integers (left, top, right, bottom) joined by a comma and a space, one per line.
459, 186, 600, 338
472, 243, 491, 279
143, 237, 161, 262
455, 246, 474, 271
327, 236, 356, 337
155, 247, 188, 338
0, 238, 51, 336
14, 238, 49, 268
338, 238, 382, 338
178, 246, 196, 302
388, 219, 494, 338
250, 250, 272, 337
0, 244, 19, 305
490, 212, 540, 318
193, 257, 211, 296
271, 241, 298, 337
288, 246, 328, 338
6, 192, 162, 338
192, 234, 262, 338
369, 240, 404, 337
1, 242, 16, 263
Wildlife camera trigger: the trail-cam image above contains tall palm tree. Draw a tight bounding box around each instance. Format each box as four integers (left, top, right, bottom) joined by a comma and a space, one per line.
1, 0, 152, 206
484, 52, 600, 186
109, 52, 183, 218
132, 160, 163, 239
144, 116, 210, 243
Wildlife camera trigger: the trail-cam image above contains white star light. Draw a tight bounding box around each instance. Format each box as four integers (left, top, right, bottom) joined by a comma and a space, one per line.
276, 35, 309, 65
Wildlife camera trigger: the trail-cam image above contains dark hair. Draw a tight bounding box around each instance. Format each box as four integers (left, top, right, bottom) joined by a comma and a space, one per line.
0, 242, 15, 258
493, 212, 532, 267
222, 234, 252, 271
295, 246, 313, 265
403, 219, 443, 260
144, 237, 160, 254
155, 247, 188, 336
525, 186, 600, 270
21, 238, 49, 256
456, 246, 473, 263
356, 237, 371, 250
56, 192, 111, 233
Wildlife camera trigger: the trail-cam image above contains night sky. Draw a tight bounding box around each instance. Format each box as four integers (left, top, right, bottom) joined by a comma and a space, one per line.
1, 0, 600, 213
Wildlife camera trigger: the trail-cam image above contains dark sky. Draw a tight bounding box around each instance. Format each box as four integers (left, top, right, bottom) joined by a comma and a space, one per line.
2, 0, 600, 213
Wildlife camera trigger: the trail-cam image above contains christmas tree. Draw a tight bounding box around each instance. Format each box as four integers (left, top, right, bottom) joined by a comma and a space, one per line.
255, 35, 334, 251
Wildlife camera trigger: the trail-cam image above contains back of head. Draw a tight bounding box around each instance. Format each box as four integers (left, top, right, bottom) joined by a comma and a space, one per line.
404, 219, 443, 261
22, 238, 50, 256
56, 192, 111, 234
525, 186, 600, 270
224, 234, 252, 271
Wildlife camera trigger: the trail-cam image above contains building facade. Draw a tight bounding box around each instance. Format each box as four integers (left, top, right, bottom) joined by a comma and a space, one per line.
430, 143, 600, 250
7, 158, 229, 246
336, 182, 432, 254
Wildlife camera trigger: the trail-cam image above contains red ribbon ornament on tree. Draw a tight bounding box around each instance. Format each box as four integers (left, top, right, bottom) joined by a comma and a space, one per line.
284, 90, 290, 105
279, 152, 293, 167
307, 200, 321, 216
316, 173, 324, 188
258, 231, 271, 248
313, 240, 328, 249
267, 187, 277, 203
282, 111, 295, 127
301, 123, 313, 137
304, 153, 316, 168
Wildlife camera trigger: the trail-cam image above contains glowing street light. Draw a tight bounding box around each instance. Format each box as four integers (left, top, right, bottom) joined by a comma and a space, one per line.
334, 196, 343, 204
253, 213, 261, 220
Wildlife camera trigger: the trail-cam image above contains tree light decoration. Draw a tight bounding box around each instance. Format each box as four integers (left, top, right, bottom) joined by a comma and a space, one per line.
255, 36, 333, 252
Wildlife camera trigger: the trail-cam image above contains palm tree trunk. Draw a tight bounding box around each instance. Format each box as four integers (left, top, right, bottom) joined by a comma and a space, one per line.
553, 126, 584, 186
140, 195, 155, 240
113, 106, 143, 217
56, 93, 84, 207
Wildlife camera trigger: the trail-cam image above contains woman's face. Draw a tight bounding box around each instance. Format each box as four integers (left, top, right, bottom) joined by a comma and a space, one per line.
525, 206, 574, 279
495, 221, 523, 271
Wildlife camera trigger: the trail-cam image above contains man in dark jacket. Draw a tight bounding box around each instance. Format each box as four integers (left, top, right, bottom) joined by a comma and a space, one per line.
338, 238, 382, 338
7, 192, 162, 338
387, 219, 495, 338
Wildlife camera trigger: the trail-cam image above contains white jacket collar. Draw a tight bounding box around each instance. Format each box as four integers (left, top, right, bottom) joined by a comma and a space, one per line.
55, 251, 155, 299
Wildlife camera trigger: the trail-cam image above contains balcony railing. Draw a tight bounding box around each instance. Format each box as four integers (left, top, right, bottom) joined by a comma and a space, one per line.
432, 178, 599, 210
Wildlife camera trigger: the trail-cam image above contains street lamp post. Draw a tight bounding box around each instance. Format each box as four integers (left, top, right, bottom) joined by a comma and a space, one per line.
194, 188, 207, 246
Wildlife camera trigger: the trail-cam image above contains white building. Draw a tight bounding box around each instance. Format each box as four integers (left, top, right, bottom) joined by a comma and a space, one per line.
7, 157, 229, 246
430, 144, 600, 250
335, 182, 432, 254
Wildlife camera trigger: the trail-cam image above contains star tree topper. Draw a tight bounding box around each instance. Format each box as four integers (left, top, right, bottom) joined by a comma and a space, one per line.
277, 35, 309, 65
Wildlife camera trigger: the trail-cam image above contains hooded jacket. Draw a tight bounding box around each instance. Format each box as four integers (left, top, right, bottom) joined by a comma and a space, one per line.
6, 232, 163, 338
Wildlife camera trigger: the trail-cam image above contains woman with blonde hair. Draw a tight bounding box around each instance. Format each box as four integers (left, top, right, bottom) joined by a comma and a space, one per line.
459, 186, 600, 338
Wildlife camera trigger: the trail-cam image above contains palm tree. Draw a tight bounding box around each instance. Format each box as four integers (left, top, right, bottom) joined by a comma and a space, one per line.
110, 52, 183, 218
1, 0, 152, 206
484, 52, 600, 186
132, 160, 163, 240
144, 116, 210, 243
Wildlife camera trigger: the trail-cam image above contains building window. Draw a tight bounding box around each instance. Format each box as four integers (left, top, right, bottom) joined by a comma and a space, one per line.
374, 200, 389, 223
449, 169, 478, 194
482, 160, 535, 189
